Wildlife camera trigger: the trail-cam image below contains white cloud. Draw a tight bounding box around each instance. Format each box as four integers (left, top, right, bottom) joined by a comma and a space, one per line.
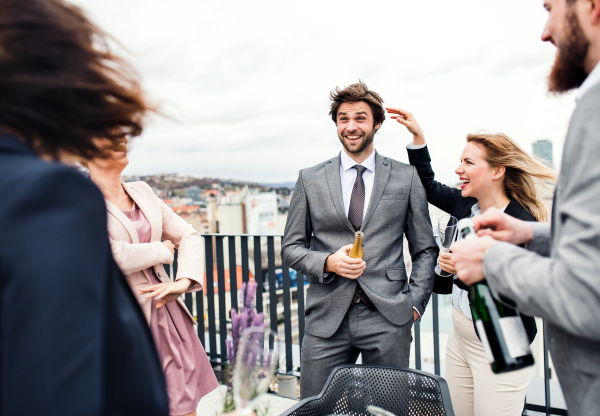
70, 0, 575, 184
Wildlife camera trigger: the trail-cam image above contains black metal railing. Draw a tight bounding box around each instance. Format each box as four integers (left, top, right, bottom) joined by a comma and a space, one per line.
166, 234, 567, 416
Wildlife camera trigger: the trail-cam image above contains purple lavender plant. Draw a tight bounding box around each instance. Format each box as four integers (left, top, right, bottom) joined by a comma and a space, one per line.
226, 281, 265, 388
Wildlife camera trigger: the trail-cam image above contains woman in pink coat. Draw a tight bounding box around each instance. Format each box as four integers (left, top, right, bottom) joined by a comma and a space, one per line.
87, 139, 218, 416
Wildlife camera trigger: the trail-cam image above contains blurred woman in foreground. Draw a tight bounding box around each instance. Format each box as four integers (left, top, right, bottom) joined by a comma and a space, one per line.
87, 140, 218, 416
387, 107, 556, 416
0, 0, 168, 414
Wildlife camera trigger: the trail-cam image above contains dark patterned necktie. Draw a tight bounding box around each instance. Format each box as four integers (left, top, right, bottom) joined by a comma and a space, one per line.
348, 165, 367, 231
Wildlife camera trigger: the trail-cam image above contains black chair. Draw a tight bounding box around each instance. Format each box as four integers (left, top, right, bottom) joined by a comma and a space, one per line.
279, 365, 454, 416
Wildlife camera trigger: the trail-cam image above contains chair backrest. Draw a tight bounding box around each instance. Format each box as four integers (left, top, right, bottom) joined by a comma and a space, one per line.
287, 365, 454, 416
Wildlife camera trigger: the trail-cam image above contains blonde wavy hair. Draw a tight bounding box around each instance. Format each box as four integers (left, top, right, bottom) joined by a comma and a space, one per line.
467, 133, 557, 222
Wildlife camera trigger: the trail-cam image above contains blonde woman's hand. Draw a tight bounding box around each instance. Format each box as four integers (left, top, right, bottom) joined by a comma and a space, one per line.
438, 252, 457, 275
162, 240, 175, 255
385, 107, 425, 146
139, 278, 192, 308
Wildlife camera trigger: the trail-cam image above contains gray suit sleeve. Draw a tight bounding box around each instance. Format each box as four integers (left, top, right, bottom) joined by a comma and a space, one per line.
527, 222, 551, 256
484, 239, 600, 342
404, 167, 438, 316
281, 171, 332, 284
484, 98, 600, 341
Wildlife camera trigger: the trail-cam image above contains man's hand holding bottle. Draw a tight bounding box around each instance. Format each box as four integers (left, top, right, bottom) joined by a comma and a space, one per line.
452, 207, 535, 285
325, 244, 366, 279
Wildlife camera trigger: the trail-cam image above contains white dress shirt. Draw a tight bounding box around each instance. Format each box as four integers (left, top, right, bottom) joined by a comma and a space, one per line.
339, 149, 376, 219
576, 61, 600, 104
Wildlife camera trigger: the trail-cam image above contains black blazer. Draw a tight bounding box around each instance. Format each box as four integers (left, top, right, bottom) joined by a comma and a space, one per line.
407, 145, 537, 344
0, 134, 169, 415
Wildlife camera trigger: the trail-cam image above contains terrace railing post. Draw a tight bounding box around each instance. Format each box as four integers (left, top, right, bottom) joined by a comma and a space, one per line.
215, 236, 228, 365
281, 256, 293, 374
253, 236, 263, 313
174, 248, 193, 313
433, 293, 440, 376
414, 319, 422, 370
204, 236, 217, 361
172, 248, 178, 281
297, 273, 306, 356
228, 236, 238, 311
197, 283, 205, 349
267, 237, 278, 339
241, 236, 250, 284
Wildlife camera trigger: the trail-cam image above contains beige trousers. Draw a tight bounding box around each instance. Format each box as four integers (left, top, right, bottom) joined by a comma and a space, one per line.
445, 306, 533, 416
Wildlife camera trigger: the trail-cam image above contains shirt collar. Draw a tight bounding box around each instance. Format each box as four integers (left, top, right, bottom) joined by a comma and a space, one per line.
576, 61, 600, 104
340, 149, 376, 173
470, 202, 507, 218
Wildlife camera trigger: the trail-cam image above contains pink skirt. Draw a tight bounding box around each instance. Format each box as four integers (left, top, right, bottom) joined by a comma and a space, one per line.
148, 271, 219, 415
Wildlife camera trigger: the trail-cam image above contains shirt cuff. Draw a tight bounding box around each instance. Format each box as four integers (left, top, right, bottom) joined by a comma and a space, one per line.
406, 142, 427, 150
413, 306, 422, 321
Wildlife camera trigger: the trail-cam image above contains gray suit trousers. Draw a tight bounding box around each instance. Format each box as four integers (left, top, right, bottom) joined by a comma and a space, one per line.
300, 301, 413, 398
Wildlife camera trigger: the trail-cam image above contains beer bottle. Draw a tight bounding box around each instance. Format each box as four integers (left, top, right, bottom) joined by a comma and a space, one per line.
458, 218, 534, 374
349, 231, 364, 259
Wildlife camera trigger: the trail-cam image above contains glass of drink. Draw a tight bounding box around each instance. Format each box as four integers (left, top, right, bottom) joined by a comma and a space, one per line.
435, 215, 458, 277
233, 327, 279, 414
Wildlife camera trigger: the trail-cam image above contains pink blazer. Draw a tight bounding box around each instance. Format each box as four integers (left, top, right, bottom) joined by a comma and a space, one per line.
105, 181, 203, 325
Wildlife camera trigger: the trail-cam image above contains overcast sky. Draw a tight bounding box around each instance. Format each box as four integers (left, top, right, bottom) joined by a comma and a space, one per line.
71, 0, 576, 185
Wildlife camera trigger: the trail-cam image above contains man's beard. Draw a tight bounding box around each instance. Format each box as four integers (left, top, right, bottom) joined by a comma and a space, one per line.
339, 129, 376, 154
548, 8, 590, 93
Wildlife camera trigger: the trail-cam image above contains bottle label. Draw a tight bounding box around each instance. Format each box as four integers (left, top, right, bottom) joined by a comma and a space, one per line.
475, 320, 495, 364
499, 316, 531, 358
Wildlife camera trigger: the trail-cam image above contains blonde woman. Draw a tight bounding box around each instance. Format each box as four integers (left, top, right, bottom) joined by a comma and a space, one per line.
87, 140, 218, 416
387, 107, 556, 416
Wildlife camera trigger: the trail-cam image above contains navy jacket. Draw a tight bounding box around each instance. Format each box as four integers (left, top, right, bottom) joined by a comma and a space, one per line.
407, 145, 537, 344
0, 134, 169, 415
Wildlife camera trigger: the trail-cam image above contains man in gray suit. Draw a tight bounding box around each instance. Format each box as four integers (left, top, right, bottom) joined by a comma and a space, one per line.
451, 1, 600, 415
282, 81, 437, 398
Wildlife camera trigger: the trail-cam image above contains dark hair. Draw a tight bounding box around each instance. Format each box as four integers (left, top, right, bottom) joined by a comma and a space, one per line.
0, 0, 153, 159
329, 81, 385, 127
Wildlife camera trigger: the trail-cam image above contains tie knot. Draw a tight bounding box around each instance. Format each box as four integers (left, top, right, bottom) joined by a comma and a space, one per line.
353, 165, 367, 177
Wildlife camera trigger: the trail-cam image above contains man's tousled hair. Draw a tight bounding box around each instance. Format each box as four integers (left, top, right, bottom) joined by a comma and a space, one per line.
329, 81, 385, 127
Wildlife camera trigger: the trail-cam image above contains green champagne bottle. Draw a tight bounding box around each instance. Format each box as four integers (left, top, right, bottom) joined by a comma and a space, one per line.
457, 218, 535, 374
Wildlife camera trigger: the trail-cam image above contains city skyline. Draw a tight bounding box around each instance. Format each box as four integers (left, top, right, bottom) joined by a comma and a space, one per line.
72, 0, 574, 185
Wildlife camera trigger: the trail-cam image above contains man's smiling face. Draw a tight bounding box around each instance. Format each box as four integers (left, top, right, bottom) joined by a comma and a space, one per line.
336, 101, 381, 155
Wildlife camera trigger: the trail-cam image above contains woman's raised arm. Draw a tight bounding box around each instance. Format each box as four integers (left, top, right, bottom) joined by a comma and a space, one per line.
386, 107, 463, 214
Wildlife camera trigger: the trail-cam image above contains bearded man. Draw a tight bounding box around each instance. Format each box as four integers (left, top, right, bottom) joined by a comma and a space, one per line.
282, 81, 437, 398
451, 1, 600, 415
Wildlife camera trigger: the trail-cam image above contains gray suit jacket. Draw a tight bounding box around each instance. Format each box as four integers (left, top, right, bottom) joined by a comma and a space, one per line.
282, 151, 437, 338
483, 82, 600, 416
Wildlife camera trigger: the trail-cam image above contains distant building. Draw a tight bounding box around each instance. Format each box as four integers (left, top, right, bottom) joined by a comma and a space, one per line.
185, 186, 202, 201
532, 139, 554, 167
185, 186, 207, 207
171, 205, 200, 215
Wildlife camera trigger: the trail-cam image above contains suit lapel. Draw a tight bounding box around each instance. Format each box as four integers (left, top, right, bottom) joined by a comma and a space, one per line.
361, 152, 391, 231
325, 154, 355, 233
106, 198, 139, 244
504, 198, 523, 219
